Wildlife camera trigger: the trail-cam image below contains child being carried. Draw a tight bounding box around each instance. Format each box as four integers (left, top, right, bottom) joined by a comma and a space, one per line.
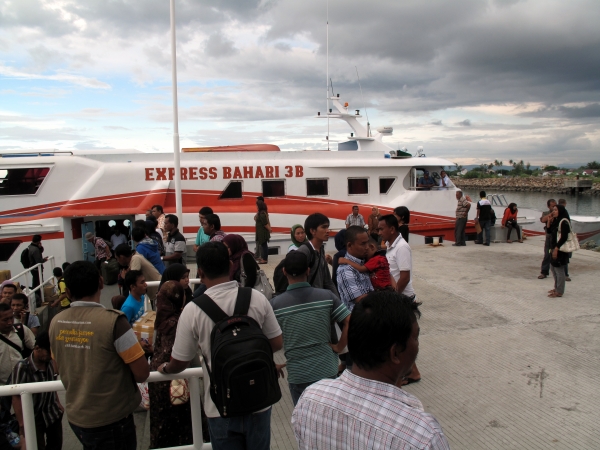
339, 238, 394, 291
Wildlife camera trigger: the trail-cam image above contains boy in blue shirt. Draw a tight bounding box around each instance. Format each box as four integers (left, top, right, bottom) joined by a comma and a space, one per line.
121, 270, 147, 325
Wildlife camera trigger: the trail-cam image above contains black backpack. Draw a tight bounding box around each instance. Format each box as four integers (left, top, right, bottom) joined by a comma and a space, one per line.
0, 324, 33, 358
490, 208, 497, 226
20, 247, 31, 269
273, 243, 319, 295
192, 287, 281, 417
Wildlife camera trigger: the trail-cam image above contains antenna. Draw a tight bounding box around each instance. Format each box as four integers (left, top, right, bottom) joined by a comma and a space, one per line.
326, 0, 330, 150
355, 66, 370, 136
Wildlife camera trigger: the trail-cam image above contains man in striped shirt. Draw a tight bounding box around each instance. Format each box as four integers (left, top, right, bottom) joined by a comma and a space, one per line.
12, 331, 63, 449
271, 251, 351, 405
293, 291, 450, 450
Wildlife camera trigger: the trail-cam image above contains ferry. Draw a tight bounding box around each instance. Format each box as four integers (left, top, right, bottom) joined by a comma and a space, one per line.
1, 94, 599, 276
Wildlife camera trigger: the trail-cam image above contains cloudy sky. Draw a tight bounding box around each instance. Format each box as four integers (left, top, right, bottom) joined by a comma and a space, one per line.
1, 0, 599, 165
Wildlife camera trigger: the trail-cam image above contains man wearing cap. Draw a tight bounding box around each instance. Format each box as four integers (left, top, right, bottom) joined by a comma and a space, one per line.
85, 232, 112, 271
417, 170, 436, 190
271, 251, 351, 405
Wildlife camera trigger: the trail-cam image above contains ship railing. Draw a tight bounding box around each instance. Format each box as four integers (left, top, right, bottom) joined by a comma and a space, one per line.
146, 279, 201, 288
0, 368, 211, 450
9, 256, 56, 315
488, 193, 509, 206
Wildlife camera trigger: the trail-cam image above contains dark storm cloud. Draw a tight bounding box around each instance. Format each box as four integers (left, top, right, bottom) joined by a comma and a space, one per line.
457, 119, 471, 127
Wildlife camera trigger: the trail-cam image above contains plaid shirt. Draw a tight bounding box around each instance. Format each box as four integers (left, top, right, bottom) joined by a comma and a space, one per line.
92, 237, 111, 260
345, 213, 365, 227
12, 355, 62, 426
455, 196, 470, 219
336, 253, 373, 310
292, 370, 450, 449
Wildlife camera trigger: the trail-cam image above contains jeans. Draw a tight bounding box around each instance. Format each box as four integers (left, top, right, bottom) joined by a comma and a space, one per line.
207, 408, 271, 450
506, 222, 521, 240
477, 220, 491, 245
540, 234, 552, 275
260, 242, 269, 261
69, 414, 136, 450
454, 217, 467, 245
551, 264, 566, 295
289, 381, 316, 406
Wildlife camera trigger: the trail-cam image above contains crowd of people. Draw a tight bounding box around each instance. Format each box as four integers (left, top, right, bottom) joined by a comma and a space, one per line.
0, 192, 579, 449
0, 200, 451, 450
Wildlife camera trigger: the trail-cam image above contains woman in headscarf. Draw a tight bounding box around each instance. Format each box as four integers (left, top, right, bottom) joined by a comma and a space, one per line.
367, 207, 380, 242
159, 263, 193, 304
393, 206, 410, 243
223, 234, 258, 288
149, 281, 193, 448
287, 224, 307, 253
501, 203, 523, 243
547, 204, 571, 298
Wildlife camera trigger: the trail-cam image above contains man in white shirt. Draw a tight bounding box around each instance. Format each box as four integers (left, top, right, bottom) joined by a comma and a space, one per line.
378, 214, 415, 298
159, 242, 283, 450
438, 170, 455, 189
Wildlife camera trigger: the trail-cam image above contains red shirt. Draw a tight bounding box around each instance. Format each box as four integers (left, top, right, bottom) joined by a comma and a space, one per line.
363, 253, 392, 290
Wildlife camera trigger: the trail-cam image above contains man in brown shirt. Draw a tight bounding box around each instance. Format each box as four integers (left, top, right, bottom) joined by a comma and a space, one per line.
453, 190, 471, 247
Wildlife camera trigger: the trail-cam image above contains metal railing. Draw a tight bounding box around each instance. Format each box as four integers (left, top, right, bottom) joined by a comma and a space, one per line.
146, 278, 201, 288
489, 193, 509, 206
0, 368, 210, 450
9, 255, 56, 314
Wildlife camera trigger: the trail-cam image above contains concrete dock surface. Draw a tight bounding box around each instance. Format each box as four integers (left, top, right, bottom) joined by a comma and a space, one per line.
54, 234, 599, 449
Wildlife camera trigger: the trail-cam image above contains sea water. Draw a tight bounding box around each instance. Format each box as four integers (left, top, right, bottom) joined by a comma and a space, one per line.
462, 190, 600, 217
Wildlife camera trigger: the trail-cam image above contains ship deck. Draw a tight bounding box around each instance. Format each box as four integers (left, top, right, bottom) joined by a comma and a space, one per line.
57, 235, 600, 449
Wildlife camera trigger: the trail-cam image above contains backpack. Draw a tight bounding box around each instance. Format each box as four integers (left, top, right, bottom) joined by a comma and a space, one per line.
240, 253, 274, 300
490, 208, 497, 226
20, 247, 31, 269
192, 287, 281, 417
273, 242, 319, 295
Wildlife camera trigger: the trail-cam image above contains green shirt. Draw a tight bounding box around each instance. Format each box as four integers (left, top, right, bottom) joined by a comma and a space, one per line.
195, 227, 209, 246
271, 282, 350, 384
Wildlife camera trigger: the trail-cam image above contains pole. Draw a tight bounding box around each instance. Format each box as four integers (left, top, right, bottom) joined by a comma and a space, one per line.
326, 0, 329, 151
170, 0, 183, 220
21, 392, 38, 450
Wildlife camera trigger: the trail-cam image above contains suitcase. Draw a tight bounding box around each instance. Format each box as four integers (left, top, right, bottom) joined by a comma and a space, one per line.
101, 259, 120, 285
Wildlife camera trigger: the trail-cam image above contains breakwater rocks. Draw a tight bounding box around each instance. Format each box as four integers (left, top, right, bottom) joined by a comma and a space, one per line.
453, 177, 600, 196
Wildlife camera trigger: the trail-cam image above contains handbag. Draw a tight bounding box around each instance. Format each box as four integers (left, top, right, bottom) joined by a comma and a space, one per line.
170, 378, 190, 405
558, 219, 580, 253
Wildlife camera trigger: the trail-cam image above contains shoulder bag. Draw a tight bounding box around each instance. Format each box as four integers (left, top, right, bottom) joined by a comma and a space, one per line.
558, 219, 580, 253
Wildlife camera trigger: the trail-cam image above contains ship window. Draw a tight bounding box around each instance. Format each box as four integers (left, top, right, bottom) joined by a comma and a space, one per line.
348, 178, 369, 195
0, 241, 21, 262
262, 180, 285, 198
306, 179, 328, 196
380, 177, 396, 194
0, 167, 50, 196
219, 181, 243, 199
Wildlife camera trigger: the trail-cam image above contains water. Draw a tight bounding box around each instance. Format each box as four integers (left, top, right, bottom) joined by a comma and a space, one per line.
462, 190, 600, 217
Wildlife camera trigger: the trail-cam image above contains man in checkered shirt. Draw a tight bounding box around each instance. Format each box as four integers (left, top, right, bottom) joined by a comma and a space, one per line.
345, 205, 365, 228
292, 291, 450, 449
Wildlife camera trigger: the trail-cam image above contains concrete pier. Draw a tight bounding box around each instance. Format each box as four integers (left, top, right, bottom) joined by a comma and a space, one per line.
564, 179, 593, 193
52, 235, 599, 449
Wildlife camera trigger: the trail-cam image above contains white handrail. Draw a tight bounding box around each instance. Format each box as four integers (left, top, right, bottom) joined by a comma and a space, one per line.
9, 255, 56, 314
0, 367, 210, 450
146, 278, 202, 288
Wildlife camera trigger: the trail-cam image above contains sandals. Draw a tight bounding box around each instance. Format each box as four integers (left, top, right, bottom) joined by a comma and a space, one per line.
257, 259, 268, 264
506, 240, 513, 244
548, 292, 562, 298
518, 240, 523, 243
538, 274, 547, 279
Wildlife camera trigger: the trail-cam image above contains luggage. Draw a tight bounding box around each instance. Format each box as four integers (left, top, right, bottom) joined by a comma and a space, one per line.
192, 288, 281, 417
101, 259, 120, 285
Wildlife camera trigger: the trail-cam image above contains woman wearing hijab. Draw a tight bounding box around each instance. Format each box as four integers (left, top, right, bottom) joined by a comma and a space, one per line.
287, 224, 307, 253
547, 204, 571, 298
367, 207, 380, 242
393, 206, 410, 243
159, 263, 193, 304
149, 281, 193, 448
223, 234, 258, 288
501, 203, 523, 243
